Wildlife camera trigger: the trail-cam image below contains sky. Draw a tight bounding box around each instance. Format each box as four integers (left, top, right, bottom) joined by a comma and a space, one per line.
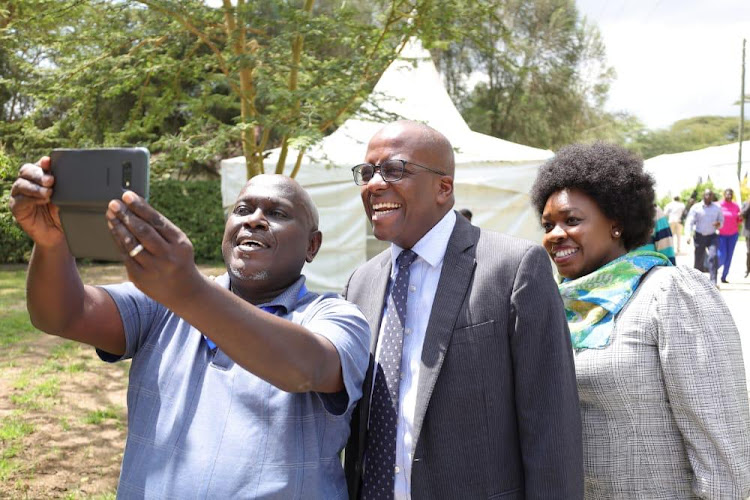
575, 0, 750, 130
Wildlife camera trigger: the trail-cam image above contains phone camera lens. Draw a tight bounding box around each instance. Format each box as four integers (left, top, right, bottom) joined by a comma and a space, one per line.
122, 161, 132, 189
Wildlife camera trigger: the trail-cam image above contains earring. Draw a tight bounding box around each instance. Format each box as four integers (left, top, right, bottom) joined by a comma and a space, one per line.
613, 230, 621, 237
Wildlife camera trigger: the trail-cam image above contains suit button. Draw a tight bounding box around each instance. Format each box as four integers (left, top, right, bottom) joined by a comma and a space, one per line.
394, 465, 400, 474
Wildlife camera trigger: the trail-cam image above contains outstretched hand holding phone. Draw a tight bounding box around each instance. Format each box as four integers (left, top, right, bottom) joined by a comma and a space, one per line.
9, 156, 65, 250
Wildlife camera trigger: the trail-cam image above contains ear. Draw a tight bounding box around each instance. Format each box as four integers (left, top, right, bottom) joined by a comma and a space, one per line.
436, 176, 454, 205
306, 230, 322, 263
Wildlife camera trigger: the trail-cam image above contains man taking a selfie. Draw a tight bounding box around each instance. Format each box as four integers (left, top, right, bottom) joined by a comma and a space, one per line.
9, 156, 370, 498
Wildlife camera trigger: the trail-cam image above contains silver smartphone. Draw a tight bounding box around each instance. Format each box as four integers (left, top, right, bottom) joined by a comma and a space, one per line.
50, 148, 150, 261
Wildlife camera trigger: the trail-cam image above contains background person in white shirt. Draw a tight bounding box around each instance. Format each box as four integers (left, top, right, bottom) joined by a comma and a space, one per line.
664, 195, 686, 253
685, 189, 724, 285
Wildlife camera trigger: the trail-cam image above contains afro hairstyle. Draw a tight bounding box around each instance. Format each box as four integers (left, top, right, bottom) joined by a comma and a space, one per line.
529, 142, 655, 250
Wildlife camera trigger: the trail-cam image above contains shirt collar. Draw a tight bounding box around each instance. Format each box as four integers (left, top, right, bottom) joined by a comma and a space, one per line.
216, 273, 308, 314
390, 209, 456, 274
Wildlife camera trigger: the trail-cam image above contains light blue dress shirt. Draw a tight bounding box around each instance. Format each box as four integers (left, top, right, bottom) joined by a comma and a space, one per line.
685, 202, 724, 236
373, 210, 456, 500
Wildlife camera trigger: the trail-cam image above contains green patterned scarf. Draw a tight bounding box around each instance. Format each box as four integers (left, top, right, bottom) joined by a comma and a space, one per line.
559, 250, 672, 350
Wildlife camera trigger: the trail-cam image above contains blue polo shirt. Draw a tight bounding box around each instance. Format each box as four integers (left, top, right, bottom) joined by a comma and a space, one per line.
98, 274, 370, 499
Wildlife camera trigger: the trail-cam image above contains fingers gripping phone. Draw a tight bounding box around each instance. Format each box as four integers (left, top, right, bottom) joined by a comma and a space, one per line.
50, 148, 150, 261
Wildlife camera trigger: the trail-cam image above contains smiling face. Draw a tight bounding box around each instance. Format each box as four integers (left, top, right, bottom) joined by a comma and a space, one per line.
221, 175, 321, 303
724, 189, 733, 201
541, 188, 627, 280
360, 122, 454, 249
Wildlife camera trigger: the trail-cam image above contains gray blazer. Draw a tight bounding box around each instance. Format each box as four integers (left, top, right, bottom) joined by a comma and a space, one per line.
344, 213, 584, 499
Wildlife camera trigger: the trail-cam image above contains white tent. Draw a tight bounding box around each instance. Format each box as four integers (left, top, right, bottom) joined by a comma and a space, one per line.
221, 38, 552, 291
644, 141, 749, 202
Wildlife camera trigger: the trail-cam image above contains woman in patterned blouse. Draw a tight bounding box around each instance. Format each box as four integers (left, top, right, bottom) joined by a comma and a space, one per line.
530, 142, 750, 499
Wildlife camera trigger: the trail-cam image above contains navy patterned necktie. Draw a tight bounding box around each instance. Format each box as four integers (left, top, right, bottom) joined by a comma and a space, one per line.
362, 249, 418, 500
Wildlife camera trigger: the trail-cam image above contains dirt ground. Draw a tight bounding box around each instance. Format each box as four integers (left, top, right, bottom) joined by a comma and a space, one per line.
0, 263, 225, 500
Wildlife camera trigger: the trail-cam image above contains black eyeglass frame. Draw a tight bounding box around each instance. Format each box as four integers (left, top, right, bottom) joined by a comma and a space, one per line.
351, 159, 447, 186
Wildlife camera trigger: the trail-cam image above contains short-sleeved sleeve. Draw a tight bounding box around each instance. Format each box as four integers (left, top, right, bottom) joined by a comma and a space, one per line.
655, 267, 750, 498
96, 282, 165, 362
302, 294, 370, 416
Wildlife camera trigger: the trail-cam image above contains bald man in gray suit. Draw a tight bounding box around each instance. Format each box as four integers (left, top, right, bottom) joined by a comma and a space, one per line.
344, 121, 583, 499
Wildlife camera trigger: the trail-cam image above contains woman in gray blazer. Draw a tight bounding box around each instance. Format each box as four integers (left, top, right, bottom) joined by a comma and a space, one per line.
530, 142, 750, 499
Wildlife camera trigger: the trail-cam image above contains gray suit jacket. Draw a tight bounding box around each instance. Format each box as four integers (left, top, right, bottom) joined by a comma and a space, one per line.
344, 213, 583, 499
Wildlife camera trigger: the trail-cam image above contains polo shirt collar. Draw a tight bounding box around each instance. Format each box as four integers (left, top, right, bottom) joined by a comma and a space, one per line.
216, 273, 308, 313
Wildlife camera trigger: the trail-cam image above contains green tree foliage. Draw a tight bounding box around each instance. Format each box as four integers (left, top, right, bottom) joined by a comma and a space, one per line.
1, 0, 462, 180
0, 144, 33, 263
431, 0, 616, 150
625, 116, 750, 160
0, 172, 225, 263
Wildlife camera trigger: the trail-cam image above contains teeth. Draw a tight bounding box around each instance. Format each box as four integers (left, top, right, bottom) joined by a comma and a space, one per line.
555, 248, 578, 257
372, 202, 401, 211
238, 239, 267, 248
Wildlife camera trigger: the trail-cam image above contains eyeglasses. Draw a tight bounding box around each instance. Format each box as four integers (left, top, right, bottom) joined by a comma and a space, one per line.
351, 159, 446, 186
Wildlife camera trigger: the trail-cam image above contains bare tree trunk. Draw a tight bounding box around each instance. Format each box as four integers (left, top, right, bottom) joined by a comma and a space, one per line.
223, 0, 263, 179
276, 0, 315, 176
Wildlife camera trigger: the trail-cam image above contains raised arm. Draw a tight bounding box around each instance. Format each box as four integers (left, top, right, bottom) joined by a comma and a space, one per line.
9, 157, 125, 355
104, 191, 361, 394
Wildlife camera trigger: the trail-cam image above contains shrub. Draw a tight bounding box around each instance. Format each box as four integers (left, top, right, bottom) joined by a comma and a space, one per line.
0, 148, 34, 263
0, 162, 225, 264
149, 178, 225, 263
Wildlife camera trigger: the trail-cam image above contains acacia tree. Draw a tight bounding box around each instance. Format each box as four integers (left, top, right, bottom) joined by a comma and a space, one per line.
2, 0, 457, 179
147, 0, 438, 179
431, 0, 616, 150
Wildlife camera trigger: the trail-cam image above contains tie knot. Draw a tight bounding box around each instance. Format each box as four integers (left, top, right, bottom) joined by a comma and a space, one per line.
396, 249, 418, 269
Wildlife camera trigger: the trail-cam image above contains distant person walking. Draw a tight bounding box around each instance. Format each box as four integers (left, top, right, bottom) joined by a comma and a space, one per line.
742, 198, 750, 278
717, 188, 741, 283
681, 191, 698, 226
664, 196, 685, 253
685, 189, 723, 285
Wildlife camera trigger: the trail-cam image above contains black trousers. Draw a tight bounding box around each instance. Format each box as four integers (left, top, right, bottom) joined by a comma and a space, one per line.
693, 233, 719, 283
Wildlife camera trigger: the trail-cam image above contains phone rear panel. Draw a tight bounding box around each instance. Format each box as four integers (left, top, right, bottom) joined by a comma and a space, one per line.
50, 148, 149, 261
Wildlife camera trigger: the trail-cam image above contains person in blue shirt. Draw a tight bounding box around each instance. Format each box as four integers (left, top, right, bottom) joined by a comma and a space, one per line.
685, 188, 724, 285
10, 157, 370, 499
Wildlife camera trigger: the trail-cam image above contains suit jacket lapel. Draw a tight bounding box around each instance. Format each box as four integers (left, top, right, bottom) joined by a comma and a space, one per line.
411, 215, 478, 451
366, 254, 392, 352
351, 251, 392, 481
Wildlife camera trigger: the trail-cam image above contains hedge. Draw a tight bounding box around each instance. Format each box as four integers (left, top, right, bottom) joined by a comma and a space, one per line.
149, 178, 226, 263
0, 174, 226, 264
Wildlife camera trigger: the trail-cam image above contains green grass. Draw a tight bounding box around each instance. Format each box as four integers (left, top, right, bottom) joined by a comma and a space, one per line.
0, 268, 27, 304
0, 459, 19, 482
50, 340, 82, 359
10, 376, 60, 410
0, 416, 34, 442
0, 310, 37, 347
63, 491, 116, 500
0, 268, 36, 347
0, 415, 35, 482
83, 407, 121, 426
